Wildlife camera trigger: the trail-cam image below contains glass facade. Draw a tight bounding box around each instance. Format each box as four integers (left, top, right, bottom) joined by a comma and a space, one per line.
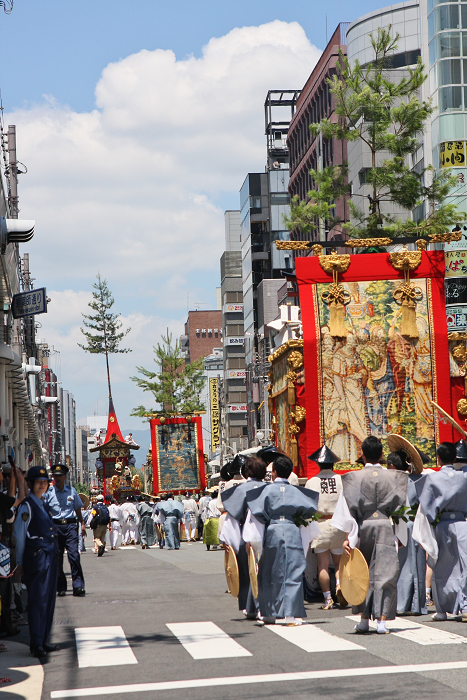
429, 0, 467, 217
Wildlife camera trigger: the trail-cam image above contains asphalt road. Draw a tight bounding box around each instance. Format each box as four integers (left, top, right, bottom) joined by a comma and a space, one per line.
37, 535, 467, 700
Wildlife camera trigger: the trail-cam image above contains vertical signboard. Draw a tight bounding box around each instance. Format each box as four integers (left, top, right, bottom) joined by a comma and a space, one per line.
209, 378, 220, 451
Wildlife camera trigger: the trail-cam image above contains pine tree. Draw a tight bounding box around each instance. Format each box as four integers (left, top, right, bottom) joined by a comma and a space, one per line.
285, 27, 460, 240
78, 274, 131, 400
130, 330, 206, 418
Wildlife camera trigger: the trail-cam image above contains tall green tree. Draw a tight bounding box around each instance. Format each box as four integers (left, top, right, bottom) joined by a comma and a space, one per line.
78, 274, 131, 400
285, 27, 460, 240
130, 330, 206, 418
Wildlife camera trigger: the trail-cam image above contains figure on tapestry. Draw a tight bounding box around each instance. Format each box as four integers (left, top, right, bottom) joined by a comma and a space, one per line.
317, 278, 436, 462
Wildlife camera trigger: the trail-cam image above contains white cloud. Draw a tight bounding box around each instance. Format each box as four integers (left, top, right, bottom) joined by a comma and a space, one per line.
7, 20, 320, 424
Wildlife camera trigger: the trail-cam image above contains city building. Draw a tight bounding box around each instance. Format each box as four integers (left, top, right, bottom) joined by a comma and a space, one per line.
76, 426, 89, 486
287, 23, 350, 246
60, 389, 76, 478
220, 211, 248, 451
240, 90, 299, 442
180, 310, 223, 363
200, 347, 223, 456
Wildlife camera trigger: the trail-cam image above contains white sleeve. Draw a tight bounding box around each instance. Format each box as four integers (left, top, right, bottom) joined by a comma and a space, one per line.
330, 491, 359, 548
242, 509, 265, 558
300, 521, 321, 556
219, 514, 242, 553
412, 504, 438, 563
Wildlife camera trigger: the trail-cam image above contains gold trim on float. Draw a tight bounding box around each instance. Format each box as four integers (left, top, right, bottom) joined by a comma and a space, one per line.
268, 339, 304, 363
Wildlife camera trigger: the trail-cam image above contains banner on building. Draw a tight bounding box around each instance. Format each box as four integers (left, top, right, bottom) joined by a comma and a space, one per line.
209, 378, 220, 450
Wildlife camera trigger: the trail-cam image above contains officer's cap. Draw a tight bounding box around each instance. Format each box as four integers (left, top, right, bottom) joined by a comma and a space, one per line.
257, 445, 281, 464
51, 463, 69, 475
455, 439, 467, 462
26, 466, 50, 481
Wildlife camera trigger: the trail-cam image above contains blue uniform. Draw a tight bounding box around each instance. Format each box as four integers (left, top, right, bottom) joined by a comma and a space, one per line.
14, 494, 58, 648
43, 484, 84, 592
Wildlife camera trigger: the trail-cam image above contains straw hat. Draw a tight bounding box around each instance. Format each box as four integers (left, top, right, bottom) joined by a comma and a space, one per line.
387, 434, 423, 473
224, 548, 240, 598
248, 547, 258, 599
78, 493, 90, 509
339, 548, 369, 606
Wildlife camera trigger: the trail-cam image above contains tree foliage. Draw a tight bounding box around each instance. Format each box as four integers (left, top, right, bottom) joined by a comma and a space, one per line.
285, 27, 460, 240
78, 273, 131, 399
130, 330, 206, 418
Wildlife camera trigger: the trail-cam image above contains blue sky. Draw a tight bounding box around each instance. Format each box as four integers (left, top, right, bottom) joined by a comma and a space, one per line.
0, 0, 389, 441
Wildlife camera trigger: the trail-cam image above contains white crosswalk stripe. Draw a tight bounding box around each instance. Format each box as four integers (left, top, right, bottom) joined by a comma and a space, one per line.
346, 615, 467, 645
166, 621, 252, 659
75, 626, 138, 668
266, 622, 365, 652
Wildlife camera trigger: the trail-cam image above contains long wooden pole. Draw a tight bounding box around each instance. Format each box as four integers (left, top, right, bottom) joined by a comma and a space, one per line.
431, 400, 467, 439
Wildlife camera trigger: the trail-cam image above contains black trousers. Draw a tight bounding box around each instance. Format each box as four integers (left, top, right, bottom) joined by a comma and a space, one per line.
56, 523, 85, 592
24, 548, 58, 648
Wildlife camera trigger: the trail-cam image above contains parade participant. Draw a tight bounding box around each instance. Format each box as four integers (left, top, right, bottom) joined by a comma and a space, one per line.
220, 455, 267, 618
182, 491, 198, 542
386, 436, 428, 617
257, 445, 299, 484
331, 436, 408, 634
243, 455, 319, 625
158, 493, 183, 550
137, 499, 156, 549
198, 489, 211, 542
108, 498, 123, 550
203, 491, 221, 551
43, 464, 86, 597
14, 466, 59, 658
90, 495, 110, 556
413, 442, 467, 621
121, 495, 140, 545
154, 494, 167, 548
305, 445, 346, 610
453, 439, 467, 470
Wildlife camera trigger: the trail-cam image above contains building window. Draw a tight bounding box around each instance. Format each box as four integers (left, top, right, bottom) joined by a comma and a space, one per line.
226, 324, 244, 336
439, 32, 461, 59
439, 58, 462, 84
270, 193, 290, 205
437, 5, 460, 32
224, 291, 243, 303
440, 85, 463, 112
227, 357, 245, 369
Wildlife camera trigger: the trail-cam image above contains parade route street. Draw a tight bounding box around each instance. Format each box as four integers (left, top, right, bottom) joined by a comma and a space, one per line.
35, 539, 467, 700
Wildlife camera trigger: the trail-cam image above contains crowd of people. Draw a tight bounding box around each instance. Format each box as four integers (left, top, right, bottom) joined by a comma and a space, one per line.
6, 432, 467, 659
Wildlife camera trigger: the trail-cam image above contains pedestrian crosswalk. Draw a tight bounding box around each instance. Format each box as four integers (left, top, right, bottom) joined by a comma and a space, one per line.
72, 613, 467, 668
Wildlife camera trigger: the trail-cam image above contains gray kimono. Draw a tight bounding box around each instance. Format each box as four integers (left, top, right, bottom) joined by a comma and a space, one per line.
222, 480, 267, 614
137, 502, 156, 547
415, 465, 467, 615
397, 474, 427, 615
342, 466, 408, 620
246, 481, 319, 619
158, 499, 184, 550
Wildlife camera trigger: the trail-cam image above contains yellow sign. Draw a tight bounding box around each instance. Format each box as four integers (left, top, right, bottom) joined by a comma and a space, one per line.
446, 250, 467, 277
209, 378, 220, 450
440, 141, 466, 168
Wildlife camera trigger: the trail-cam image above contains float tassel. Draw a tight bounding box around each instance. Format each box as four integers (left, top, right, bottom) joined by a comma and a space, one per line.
400, 299, 419, 338
329, 302, 347, 338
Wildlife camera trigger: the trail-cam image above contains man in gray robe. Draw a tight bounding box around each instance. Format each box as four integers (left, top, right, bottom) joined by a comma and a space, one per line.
157, 493, 184, 550
386, 452, 427, 616
219, 455, 268, 619
331, 436, 408, 634
413, 442, 467, 621
243, 455, 319, 625
137, 500, 156, 549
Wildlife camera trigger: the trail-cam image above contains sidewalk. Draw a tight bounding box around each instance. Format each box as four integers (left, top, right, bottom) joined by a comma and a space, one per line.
0, 640, 43, 699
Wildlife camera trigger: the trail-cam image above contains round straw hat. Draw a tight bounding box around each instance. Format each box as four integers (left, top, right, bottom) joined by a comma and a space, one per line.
339, 548, 369, 606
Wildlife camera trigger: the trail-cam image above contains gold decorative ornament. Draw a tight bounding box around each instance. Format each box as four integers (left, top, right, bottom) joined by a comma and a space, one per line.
287, 370, 297, 405
275, 240, 310, 250
311, 244, 323, 256
457, 398, 467, 416
185, 416, 192, 423
289, 424, 300, 435
292, 405, 306, 423
389, 246, 423, 338
448, 332, 467, 341
452, 342, 467, 365
287, 350, 304, 371
345, 237, 392, 248
416, 239, 427, 251
429, 230, 462, 243
319, 253, 351, 338
109, 416, 115, 422
268, 338, 304, 363
159, 416, 166, 424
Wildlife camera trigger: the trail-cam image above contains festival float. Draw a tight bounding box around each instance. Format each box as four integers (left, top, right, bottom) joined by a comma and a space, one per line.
269, 233, 467, 479
89, 400, 141, 502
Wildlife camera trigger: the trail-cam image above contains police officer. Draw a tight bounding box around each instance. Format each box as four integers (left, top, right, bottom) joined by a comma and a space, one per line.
43, 464, 86, 597
14, 466, 60, 658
